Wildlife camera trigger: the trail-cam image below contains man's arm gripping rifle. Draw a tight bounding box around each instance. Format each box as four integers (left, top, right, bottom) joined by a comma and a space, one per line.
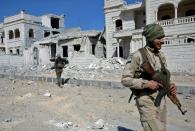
141, 61, 187, 115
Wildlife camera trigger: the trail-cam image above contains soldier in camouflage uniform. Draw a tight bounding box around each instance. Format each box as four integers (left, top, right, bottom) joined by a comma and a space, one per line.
54, 54, 69, 88
121, 24, 177, 131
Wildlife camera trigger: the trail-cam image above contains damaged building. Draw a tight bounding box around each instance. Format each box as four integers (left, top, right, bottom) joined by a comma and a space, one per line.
33, 28, 106, 65
104, 0, 195, 73
0, 10, 65, 55
0, 10, 105, 67
0, 0, 195, 74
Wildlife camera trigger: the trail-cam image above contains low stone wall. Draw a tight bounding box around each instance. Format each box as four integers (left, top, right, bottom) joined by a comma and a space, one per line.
0, 54, 25, 67
0, 74, 123, 89
0, 74, 195, 95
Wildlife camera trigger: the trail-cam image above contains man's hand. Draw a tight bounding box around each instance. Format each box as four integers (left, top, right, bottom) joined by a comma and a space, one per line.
143, 80, 162, 90
169, 83, 177, 95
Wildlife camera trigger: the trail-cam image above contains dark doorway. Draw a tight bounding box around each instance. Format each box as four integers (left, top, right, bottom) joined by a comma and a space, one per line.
92, 44, 95, 55
16, 49, 20, 55
63, 46, 68, 57
116, 46, 123, 57
119, 46, 123, 57
51, 44, 56, 58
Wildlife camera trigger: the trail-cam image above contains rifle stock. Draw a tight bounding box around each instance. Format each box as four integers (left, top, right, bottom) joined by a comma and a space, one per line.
142, 62, 187, 115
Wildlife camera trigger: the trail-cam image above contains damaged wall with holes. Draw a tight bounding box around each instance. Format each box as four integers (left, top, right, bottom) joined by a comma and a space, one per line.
33, 29, 106, 65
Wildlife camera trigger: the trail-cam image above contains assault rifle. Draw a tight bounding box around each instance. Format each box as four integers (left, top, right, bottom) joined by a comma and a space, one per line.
141, 61, 187, 115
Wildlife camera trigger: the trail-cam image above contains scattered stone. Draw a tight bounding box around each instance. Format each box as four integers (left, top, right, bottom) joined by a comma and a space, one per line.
5, 118, 12, 122
92, 119, 105, 129
43, 91, 51, 97
46, 120, 75, 129
185, 119, 191, 123
27, 81, 33, 85
67, 121, 73, 127
22, 93, 32, 98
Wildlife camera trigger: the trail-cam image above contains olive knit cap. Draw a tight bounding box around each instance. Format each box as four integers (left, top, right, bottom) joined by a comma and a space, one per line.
142, 23, 165, 42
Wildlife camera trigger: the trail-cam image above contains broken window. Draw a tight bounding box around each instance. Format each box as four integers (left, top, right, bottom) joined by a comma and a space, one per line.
10, 50, 13, 54
15, 29, 20, 38
115, 19, 123, 31
52, 31, 59, 35
63, 46, 68, 57
1, 32, 4, 43
0, 48, 5, 52
51, 17, 59, 29
51, 44, 56, 58
187, 38, 194, 43
9, 30, 14, 39
44, 31, 50, 37
73, 44, 81, 51
29, 29, 34, 38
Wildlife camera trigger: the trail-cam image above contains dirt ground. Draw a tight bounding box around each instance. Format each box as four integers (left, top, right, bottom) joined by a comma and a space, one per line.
0, 77, 195, 131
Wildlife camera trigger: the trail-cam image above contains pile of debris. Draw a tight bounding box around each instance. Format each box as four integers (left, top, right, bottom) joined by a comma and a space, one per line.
0, 57, 127, 81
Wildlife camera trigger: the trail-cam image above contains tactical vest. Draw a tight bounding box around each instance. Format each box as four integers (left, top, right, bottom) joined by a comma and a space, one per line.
128, 47, 165, 102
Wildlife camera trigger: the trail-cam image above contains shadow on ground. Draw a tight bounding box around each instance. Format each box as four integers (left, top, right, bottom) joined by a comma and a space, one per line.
117, 126, 135, 131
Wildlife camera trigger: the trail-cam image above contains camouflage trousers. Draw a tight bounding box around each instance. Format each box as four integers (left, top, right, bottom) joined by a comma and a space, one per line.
136, 95, 167, 131
55, 69, 63, 87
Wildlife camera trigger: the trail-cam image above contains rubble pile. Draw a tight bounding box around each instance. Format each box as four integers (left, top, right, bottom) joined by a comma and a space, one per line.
61, 57, 126, 80
0, 57, 127, 81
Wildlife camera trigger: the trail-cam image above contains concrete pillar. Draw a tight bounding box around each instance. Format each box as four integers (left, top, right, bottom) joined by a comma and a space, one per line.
174, 6, 178, 24
175, 7, 178, 19
155, 10, 158, 21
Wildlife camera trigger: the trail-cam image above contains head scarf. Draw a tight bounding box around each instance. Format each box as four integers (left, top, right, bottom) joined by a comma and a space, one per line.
142, 23, 165, 44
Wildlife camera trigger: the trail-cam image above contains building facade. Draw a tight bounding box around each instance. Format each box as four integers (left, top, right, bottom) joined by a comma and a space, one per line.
0, 11, 105, 67
104, 0, 195, 73
0, 10, 65, 55
33, 28, 105, 65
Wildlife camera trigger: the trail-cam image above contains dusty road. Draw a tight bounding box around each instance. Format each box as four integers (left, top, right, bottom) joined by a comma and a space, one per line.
0, 77, 195, 131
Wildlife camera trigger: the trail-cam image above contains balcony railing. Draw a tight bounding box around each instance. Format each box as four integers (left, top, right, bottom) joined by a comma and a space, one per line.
177, 16, 195, 24
157, 19, 174, 26
157, 15, 195, 26
164, 37, 195, 46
